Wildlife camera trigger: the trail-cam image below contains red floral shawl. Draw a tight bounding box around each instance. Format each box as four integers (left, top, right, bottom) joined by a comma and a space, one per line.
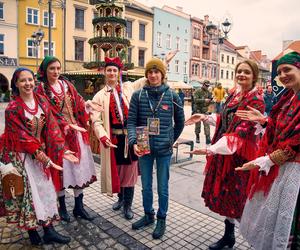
248, 89, 300, 198
35, 78, 90, 159
0, 94, 65, 191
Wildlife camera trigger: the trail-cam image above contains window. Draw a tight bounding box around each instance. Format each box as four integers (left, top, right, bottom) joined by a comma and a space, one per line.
138, 49, 145, 67
0, 34, 3, 55
202, 64, 207, 78
192, 64, 199, 76
27, 8, 39, 25
27, 39, 37, 57
176, 37, 180, 51
193, 45, 200, 57
232, 57, 234, 64
193, 27, 200, 39
128, 47, 132, 63
183, 61, 187, 74
220, 69, 224, 79
175, 60, 179, 73
166, 34, 171, 49
43, 11, 55, 27
157, 32, 162, 47
75, 8, 84, 29
231, 71, 234, 80
221, 54, 224, 62
0, 3, 3, 19
226, 70, 229, 79
75, 40, 84, 61
184, 39, 188, 52
227, 55, 229, 63
43, 41, 55, 57
211, 67, 216, 79
139, 23, 145, 41
126, 20, 132, 39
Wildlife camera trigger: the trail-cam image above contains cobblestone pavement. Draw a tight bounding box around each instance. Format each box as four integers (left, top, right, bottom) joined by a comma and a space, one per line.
0, 163, 252, 250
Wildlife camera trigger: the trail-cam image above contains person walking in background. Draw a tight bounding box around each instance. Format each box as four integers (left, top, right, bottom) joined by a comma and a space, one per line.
35, 56, 96, 222
128, 57, 185, 239
178, 88, 185, 106
263, 84, 277, 115
213, 83, 225, 113
236, 51, 300, 250
185, 59, 265, 250
193, 80, 212, 144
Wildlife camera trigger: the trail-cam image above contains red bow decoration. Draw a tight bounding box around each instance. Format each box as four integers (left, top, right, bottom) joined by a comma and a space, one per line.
104, 57, 123, 69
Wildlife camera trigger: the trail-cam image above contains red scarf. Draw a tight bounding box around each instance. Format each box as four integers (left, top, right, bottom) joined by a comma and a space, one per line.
35, 79, 90, 159
0, 94, 65, 191
248, 89, 300, 198
109, 84, 129, 125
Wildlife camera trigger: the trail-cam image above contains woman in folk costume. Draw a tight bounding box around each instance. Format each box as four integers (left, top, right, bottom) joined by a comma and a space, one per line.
236, 52, 300, 249
90, 57, 146, 220
0, 68, 76, 245
185, 60, 265, 250
35, 56, 96, 222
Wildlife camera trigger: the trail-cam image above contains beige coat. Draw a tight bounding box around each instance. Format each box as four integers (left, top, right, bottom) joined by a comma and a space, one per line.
90, 78, 146, 195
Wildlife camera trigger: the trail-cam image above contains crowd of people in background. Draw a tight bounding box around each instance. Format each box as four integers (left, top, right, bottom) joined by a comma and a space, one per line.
0, 51, 299, 250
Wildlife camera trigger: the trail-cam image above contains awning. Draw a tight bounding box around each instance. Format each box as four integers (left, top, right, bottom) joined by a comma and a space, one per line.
167, 81, 192, 89
189, 80, 201, 88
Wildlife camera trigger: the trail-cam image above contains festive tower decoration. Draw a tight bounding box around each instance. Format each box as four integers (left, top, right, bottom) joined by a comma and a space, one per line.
85, 0, 133, 70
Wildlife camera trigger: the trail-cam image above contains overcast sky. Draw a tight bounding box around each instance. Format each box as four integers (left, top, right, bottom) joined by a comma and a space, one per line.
137, 0, 300, 59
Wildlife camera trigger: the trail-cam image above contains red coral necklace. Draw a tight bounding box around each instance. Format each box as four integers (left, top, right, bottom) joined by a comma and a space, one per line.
49, 80, 64, 100
21, 95, 38, 115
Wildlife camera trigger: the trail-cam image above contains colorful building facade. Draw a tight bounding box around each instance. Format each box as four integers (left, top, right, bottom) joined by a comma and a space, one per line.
0, 0, 18, 91
18, 0, 63, 72
152, 6, 190, 83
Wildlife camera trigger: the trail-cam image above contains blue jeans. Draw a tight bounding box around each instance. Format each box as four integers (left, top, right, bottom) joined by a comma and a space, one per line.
216, 102, 222, 113
138, 154, 172, 218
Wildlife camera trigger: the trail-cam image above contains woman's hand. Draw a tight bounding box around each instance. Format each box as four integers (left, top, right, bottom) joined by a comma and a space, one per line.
184, 149, 207, 155
133, 144, 144, 157
68, 124, 87, 132
185, 114, 207, 125
235, 106, 265, 124
105, 139, 117, 148
85, 100, 103, 113
235, 161, 259, 171
63, 150, 79, 163
50, 162, 63, 171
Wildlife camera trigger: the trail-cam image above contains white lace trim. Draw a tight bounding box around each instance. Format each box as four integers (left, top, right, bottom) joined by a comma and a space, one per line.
240, 162, 300, 250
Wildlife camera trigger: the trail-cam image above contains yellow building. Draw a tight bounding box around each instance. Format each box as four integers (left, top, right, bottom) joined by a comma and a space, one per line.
18, 0, 63, 73
125, 0, 153, 76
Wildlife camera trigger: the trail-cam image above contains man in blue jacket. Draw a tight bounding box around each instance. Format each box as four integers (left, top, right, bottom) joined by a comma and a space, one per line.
127, 58, 185, 239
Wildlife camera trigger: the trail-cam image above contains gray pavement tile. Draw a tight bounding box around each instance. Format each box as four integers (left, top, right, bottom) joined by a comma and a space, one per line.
106, 227, 125, 238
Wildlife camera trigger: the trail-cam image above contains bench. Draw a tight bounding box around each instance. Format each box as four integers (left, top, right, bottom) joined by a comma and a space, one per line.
172, 138, 194, 164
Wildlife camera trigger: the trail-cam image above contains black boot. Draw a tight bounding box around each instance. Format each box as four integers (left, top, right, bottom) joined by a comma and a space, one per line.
112, 188, 124, 211
209, 219, 235, 249
28, 229, 42, 245
123, 187, 134, 220
152, 217, 166, 239
58, 195, 71, 222
43, 224, 71, 244
132, 213, 155, 230
196, 134, 200, 143
73, 193, 94, 221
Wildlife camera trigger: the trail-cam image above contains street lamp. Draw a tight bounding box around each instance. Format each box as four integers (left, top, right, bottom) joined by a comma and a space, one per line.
205, 18, 232, 82
38, 0, 65, 57
31, 29, 44, 71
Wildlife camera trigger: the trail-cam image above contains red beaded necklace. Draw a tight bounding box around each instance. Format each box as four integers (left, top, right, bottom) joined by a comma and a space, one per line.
21, 95, 38, 115
49, 80, 64, 100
